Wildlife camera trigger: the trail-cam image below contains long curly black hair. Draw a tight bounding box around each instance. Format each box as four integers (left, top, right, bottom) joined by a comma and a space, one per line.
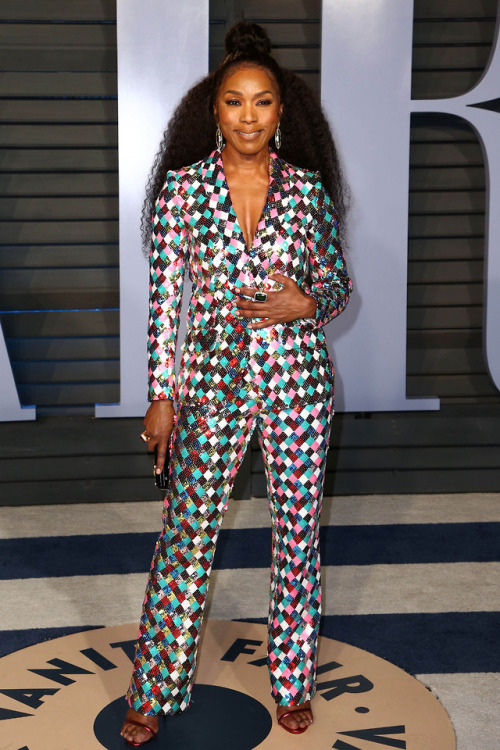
141, 21, 349, 252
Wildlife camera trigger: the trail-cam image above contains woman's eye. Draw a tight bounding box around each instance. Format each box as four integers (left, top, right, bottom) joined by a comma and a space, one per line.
223, 99, 273, 106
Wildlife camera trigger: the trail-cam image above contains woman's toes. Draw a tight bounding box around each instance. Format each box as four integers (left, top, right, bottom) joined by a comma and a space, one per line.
120, 713, 158, 744
278, 707, 313, 730
282, 712, 302, 729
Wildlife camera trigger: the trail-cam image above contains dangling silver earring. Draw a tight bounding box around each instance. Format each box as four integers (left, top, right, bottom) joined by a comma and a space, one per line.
216, 125, 224, 151
275, 123, 282, 150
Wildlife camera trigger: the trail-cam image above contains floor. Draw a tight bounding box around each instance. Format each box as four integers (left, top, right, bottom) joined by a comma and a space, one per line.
0, 493, 498, 748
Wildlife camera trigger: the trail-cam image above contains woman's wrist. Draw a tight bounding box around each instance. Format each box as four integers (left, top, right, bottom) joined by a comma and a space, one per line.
149, 398, 174, 409
300, 293, 317, 319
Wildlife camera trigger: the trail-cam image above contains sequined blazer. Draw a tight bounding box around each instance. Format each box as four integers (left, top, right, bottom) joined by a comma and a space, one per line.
148, 149, 352, 411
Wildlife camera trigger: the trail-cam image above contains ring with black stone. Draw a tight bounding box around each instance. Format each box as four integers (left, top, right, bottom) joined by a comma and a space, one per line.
253, 291, 267, 302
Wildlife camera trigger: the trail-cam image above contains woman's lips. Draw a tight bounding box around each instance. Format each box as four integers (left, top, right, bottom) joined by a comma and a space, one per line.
235, 130, 263, 140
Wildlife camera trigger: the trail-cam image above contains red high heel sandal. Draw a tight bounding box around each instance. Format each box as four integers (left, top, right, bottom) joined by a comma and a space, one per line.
277, 706, 313, 734
123, 719, 158, 747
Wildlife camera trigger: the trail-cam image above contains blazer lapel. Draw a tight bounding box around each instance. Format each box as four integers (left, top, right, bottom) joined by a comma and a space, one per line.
251, 151, 291, 277
263, 149, 290, 240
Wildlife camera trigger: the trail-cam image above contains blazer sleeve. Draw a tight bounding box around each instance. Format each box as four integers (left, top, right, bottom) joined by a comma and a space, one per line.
148, 171, 189, 401
305, 177, 352, 327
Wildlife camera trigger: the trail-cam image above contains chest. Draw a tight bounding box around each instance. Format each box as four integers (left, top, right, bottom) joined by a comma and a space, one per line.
182, 171, 310, 264
226, 174, 269, 250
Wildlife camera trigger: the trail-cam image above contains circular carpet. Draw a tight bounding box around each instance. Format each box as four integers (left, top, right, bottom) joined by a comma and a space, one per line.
0, 620, 455, 749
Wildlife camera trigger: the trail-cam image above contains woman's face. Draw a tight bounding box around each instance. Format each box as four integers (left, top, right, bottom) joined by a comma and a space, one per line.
214, 65, 282, 157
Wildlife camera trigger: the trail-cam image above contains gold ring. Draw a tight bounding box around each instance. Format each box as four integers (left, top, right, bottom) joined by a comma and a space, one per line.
140, 431, 150, 443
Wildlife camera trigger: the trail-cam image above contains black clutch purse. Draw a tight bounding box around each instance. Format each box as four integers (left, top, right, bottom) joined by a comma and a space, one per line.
154, 446, 170, 490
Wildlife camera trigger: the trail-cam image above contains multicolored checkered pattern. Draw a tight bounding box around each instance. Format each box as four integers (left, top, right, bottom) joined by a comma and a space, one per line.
127, 395, 333, 716
128, 148, 351, 716
147, 148, 352, 407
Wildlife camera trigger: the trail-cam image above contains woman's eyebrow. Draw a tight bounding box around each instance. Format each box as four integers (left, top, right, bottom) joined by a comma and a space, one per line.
223, 89, 274, 97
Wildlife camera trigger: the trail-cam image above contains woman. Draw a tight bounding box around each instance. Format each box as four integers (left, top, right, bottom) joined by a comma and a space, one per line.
120, 21, 352, 746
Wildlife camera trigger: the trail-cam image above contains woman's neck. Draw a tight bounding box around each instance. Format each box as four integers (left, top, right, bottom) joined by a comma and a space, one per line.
221, 143, 270, 177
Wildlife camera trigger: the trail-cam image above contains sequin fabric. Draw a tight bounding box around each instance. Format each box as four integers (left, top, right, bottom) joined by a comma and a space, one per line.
127, 395, 333, 716
127, 148, 351, 717
148, 148, 352, 408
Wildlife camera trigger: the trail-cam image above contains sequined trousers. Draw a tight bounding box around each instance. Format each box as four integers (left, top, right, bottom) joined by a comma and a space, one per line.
126, 388, 333, 716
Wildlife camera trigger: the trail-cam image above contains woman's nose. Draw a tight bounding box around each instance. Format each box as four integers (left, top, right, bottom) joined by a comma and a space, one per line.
240, 105, 256, 123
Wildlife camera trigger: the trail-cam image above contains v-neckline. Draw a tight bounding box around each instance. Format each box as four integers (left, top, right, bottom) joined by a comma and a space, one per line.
220, 152, 273, 251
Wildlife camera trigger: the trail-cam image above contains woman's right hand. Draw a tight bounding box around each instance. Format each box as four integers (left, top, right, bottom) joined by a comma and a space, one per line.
143, 399, 175, 473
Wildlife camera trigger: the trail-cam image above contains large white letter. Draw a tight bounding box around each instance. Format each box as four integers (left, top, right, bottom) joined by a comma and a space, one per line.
411, 6, 500, 393
96, 0, 209, 417
322, 0, 500, 410
321, 0, 439, 411
0, 322, 35, 421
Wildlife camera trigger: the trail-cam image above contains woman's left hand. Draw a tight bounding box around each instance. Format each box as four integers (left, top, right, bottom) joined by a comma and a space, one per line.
233, 273, 317, 329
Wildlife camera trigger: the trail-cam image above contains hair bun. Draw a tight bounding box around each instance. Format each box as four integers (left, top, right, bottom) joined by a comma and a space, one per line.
225, 21, 271, 57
